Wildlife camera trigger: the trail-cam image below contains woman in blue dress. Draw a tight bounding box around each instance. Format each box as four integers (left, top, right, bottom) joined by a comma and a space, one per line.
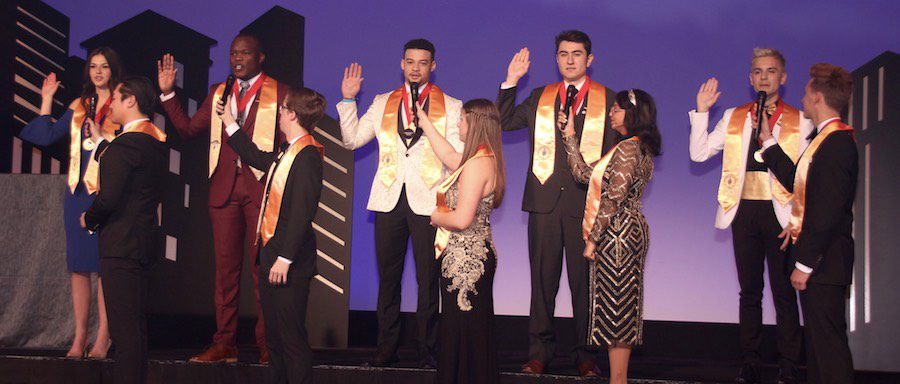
19, 47, 123, 359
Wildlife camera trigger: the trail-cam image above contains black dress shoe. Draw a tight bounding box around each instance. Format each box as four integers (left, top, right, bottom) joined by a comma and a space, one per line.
777, 366, 799, 384
363, 353, 399, 367
735, 364, 760, 384
419, 354, 438, 369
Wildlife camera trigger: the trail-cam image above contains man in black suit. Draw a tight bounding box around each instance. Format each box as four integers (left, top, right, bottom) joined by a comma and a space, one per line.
497, 30, 618, 376
219, 86, 325, 384
758, 63, 857, 384
80, 76, 168, 384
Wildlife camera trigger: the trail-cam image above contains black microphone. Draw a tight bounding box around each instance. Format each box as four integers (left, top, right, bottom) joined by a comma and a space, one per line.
84, 94, 98, 138
752, 90, 767, 142
410, 81, 420, 129
564, 85, 578, 114
219, 74, 236, 114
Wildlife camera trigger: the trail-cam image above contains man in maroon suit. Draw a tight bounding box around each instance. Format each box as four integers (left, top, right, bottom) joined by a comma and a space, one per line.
157, 33, 287, 364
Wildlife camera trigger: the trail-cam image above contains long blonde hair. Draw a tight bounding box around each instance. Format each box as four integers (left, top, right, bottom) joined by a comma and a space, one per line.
459, 99, 505, 207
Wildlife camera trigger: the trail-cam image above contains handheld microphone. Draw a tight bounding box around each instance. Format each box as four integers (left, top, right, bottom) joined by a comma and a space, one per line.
564, 86, 578, 115
751, 91, 768, 163
754, 90, 767, 134
87, 94, 98, 121
82, 94, 100, 150
219, 74, 236, 114
410, 81, 420, 128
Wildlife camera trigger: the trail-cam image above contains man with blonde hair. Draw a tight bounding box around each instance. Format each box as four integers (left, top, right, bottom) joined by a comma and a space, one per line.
688, 48, 813, 384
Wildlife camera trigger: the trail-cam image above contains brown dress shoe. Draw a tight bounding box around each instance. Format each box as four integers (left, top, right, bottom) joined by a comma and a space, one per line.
259, 348, 269, 365
521, 360, 546, 374
189, 344, 238, 363
578, 361, 601, 377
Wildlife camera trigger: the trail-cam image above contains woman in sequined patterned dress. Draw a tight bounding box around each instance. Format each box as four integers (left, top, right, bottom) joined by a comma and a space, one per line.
560, 89, 661, 384
417, 99, 505, 384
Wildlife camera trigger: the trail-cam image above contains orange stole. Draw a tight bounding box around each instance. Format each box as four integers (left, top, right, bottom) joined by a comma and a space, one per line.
257, 135, 325, 246
433, 146, 494, 259
789, 120, 854, 241
70, 99, 118, 195
582, 137, 639, 241
532, 81, 607, 184
377, 84, 447, 188
209, 74, 278, 180
718, 102, 802, 211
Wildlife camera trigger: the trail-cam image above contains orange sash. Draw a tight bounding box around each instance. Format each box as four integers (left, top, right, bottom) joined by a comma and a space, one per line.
209, 74, 278, 180
257, 135, 325, 246
718, 102, 802, 211
532, 80, 607, 184
789, 120, 854, 240
433, 146, 494, 259
582, 137, 639, 241
70, 99, 118, 195
377, 84, 447, 188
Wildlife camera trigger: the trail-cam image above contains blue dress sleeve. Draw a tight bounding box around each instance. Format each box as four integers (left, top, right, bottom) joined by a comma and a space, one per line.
19, 109, 75, 146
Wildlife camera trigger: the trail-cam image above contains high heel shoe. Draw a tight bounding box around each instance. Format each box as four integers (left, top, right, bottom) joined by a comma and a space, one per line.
87, 341, 112, 359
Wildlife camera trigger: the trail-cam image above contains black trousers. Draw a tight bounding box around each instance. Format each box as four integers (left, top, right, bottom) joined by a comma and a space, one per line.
800, 283, 854, 384
527, 203, 592, 365
100, 257, 151, 384
258, 250, 312, 384
374, 187, 439, 359
731, 200, 802, 368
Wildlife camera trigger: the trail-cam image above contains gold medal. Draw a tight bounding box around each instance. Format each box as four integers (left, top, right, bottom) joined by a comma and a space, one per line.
754, 149, 764, 163
82, 138, 97, 151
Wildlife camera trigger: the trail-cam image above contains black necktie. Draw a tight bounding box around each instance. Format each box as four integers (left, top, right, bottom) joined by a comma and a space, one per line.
279, 142, 291, 154
566, 85, 577, 112
806, 128, 818, 141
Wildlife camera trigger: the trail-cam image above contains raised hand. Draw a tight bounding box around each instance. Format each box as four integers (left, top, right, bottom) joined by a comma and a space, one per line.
505, 48, 531, 86
753, 110, 773, 142
696, 77, 721, 113
41, 72, 60, 101
341, 63, 364, 99
157, 54, 178, 95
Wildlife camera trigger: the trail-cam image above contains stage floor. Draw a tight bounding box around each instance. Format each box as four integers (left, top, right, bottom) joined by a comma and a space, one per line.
2, 348, 899, 384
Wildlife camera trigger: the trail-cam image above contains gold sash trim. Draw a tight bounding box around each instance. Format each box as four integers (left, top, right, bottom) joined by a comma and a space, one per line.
126, 121, 167, 142
434, 146, 494, 259
209, 74, 278, 180
71, 99, 119, 195
718, 103, 753, 212
741, 171, 772, 200
532, 81, 607, 184
377, 84, 447, 188
789, 120, 853, 240
257, 135, 325, 246
582, 137, 639, 241
719, 102, 803, 210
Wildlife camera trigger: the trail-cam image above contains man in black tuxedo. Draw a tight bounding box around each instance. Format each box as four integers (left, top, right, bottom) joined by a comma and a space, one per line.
758, 63, 857, 384
497, 30, 618, 376
80, 76, 168, 384
220, 86, 325, 384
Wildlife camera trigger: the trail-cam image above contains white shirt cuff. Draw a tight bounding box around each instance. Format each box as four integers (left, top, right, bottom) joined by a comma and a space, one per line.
277, 256, 293, 265
160, 92, 176, 102
762, 138, 777, 151
225, 123, 240, 137
690, 109, 708, 115
500, 82, 516, 90
795, 262, 813, 273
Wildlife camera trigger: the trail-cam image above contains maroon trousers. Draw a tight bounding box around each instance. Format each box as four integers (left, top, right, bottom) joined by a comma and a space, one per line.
209, 169, 266, 350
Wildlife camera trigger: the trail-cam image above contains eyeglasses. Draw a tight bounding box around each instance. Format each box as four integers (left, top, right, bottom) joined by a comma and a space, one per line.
278, 105, 290, 111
